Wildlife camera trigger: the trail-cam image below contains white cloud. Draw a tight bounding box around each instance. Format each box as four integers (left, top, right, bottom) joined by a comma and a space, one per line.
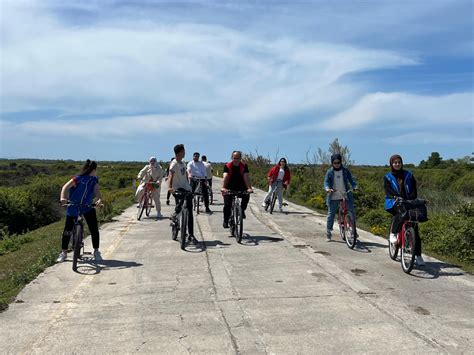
313, 92, 473, 131
385, 132, 473, 145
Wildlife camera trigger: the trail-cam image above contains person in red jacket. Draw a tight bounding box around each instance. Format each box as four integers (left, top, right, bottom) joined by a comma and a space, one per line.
261, 157, 291, 212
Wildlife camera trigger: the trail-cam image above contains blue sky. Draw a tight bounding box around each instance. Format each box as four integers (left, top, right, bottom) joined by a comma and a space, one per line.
0, 0, 472, 165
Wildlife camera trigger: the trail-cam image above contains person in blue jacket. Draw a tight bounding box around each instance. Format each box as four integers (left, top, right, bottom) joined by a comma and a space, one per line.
56, 160, 103, 263
384, 154, 425, 266
324, 154, 358, 241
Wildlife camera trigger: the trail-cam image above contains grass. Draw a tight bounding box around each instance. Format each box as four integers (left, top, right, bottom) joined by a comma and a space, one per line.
0, 193, 134, 312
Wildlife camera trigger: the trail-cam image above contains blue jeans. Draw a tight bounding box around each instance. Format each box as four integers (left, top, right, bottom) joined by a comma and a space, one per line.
326, 199, 356, 234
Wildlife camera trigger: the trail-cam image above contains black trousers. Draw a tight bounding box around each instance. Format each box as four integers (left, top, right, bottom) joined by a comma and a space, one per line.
191, 179, 209, 208
61, 209, 100, 250
390, 211, 422, 256
223, 193, 249, 221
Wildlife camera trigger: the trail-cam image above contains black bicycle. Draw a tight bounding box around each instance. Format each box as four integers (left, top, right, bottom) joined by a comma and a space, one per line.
264, 180, 284, 214
63, 202, 95, 271
170, 189, 194, 250
191, 177, 207, 215
226, 190, 251, 244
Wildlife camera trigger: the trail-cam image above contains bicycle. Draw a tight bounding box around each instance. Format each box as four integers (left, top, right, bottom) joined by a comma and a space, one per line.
226, 190, 251, 244
264, 180, 284, 214
388, 198, 427, 274
191, 177, 207, 215
137, 181, 158, 220
208, 178, 214, 205
62, 202, 95, 272
170, 189, 194, 250
334, 189, 357, 249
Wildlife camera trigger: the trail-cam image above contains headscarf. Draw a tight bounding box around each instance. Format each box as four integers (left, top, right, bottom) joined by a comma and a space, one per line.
331, 154, 342, 171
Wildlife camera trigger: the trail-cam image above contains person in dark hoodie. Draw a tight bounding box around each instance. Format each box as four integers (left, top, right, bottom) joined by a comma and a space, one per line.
323, 154, 358, 241
384, 154, 425, 266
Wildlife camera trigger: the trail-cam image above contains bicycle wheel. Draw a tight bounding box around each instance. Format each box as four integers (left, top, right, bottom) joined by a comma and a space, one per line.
269, 190, 277, 214
171, 219, 179, 240
72, 223, 82, 271
337, 209, 345, 241
196, 195, 201, 215
229, 203, 236, 236
180, 209, 188, 250
137, 195, 145, 220
235, 204, 243, 243
401, 225, 416, 274
344, 212, 356, 249
209, 188, 213, 205
145, 193, 152, 217
388, 232, 399, 260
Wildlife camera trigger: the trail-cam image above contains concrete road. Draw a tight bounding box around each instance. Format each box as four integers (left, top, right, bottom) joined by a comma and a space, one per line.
1, 178, 473, 354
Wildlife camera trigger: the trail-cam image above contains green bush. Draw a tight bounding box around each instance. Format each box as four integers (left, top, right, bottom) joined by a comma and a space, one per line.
420, 215, 473, 263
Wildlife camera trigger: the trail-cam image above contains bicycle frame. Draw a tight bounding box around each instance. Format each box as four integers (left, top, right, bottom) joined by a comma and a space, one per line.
226, 190, 249, 243
191, 178, 207, 214
266, 180, 283, 214
334, 189, 357, 249
170, 190, 193, 250
137, 182, 156, 220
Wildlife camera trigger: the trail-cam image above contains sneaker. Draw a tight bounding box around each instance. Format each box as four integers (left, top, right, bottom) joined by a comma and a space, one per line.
56, 251, 67, 263
326, 232, 332, 242
223, 221, 229, 229
389, 233, 397, 244
279, 207, 283, 212
261, 201, 267, 207
188, 235, 198, 244
241, 210, 246, 219
205, 207, 212, 214
416, 255, 426, 266
156, 212, 163, 219
136, 204, 140, 208
166, 200, 170, 205
94, 250, 103, 262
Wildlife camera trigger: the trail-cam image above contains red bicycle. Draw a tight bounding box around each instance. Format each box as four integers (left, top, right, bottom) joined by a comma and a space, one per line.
137, 181, 158, 220
388, 198, 427, 274
334, 189, 357, 249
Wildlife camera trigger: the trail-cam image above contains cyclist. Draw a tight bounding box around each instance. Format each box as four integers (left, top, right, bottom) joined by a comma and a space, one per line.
384, 154, 425, 266
187, 152, 212, 214
165, 157, 175, 205
56, 159, 103, 263
221, 150, 253, 228
168, 144, 197, 244
201, 155, 213, 196
324, 154, 358, 241
136, 156, 164, 219
261, 157, 291, 212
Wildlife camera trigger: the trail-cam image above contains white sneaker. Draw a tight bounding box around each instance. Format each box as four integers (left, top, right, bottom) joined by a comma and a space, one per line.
416, 255, 426, 266
56, 251, 67, 263
94, 250, 103, 262
261, 201, 267, 207
389, 233, 397, 244
326, 232, 332, 241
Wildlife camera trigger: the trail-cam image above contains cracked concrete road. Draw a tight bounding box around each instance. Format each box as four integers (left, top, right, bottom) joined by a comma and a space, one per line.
1, 178, 473, 354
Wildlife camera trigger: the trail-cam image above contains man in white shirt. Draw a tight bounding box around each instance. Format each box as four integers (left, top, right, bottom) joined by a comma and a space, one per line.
201, 155, 213, 204
187, 152, 212, 213
168, 144, 197, 244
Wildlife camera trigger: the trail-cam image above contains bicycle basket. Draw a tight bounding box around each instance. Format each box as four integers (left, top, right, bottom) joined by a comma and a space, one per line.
146, 181, 160, 190
401, 199, 428, 223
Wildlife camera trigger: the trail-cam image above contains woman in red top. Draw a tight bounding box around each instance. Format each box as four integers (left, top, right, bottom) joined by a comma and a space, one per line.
261, 158, 291, 212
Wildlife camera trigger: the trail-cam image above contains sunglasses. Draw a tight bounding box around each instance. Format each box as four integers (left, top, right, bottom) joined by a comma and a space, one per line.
333, 161, 341, 164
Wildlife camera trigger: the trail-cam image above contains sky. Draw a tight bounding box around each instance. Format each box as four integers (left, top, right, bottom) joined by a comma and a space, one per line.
0, 0, 473, 166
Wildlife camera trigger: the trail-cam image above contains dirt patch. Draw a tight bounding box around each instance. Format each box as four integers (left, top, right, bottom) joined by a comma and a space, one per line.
351, 268, 367, 276
411, 305, 430, 315
314, 251, 331, 256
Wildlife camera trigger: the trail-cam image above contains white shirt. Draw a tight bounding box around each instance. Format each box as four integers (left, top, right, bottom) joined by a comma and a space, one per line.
203, 161, 213, 179
331, 169, 346, 200
170, 160, 192, 191
277, 168, 285, 181
187, 160, 207, 178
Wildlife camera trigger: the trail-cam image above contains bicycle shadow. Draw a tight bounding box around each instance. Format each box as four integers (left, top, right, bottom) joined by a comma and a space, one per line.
410, 261, 466, 280
237, 234, 285, 246
184, 239, 232, 253
74, 258, 143, 275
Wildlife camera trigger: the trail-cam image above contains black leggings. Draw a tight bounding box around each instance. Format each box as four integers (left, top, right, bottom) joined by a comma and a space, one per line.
174, 193, 194, 236
61, 209, 100, 250
223, 193, 249, 221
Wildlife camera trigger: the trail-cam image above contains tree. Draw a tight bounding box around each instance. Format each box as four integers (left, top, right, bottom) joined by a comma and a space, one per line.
420, 152, 443, 168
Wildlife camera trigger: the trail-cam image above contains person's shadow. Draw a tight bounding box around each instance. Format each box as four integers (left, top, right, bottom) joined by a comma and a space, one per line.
411, 261, 466, 279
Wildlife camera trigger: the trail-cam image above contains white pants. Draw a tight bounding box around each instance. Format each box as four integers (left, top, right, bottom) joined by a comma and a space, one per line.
136, 183, 161, 213
263, 181, 284, 209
